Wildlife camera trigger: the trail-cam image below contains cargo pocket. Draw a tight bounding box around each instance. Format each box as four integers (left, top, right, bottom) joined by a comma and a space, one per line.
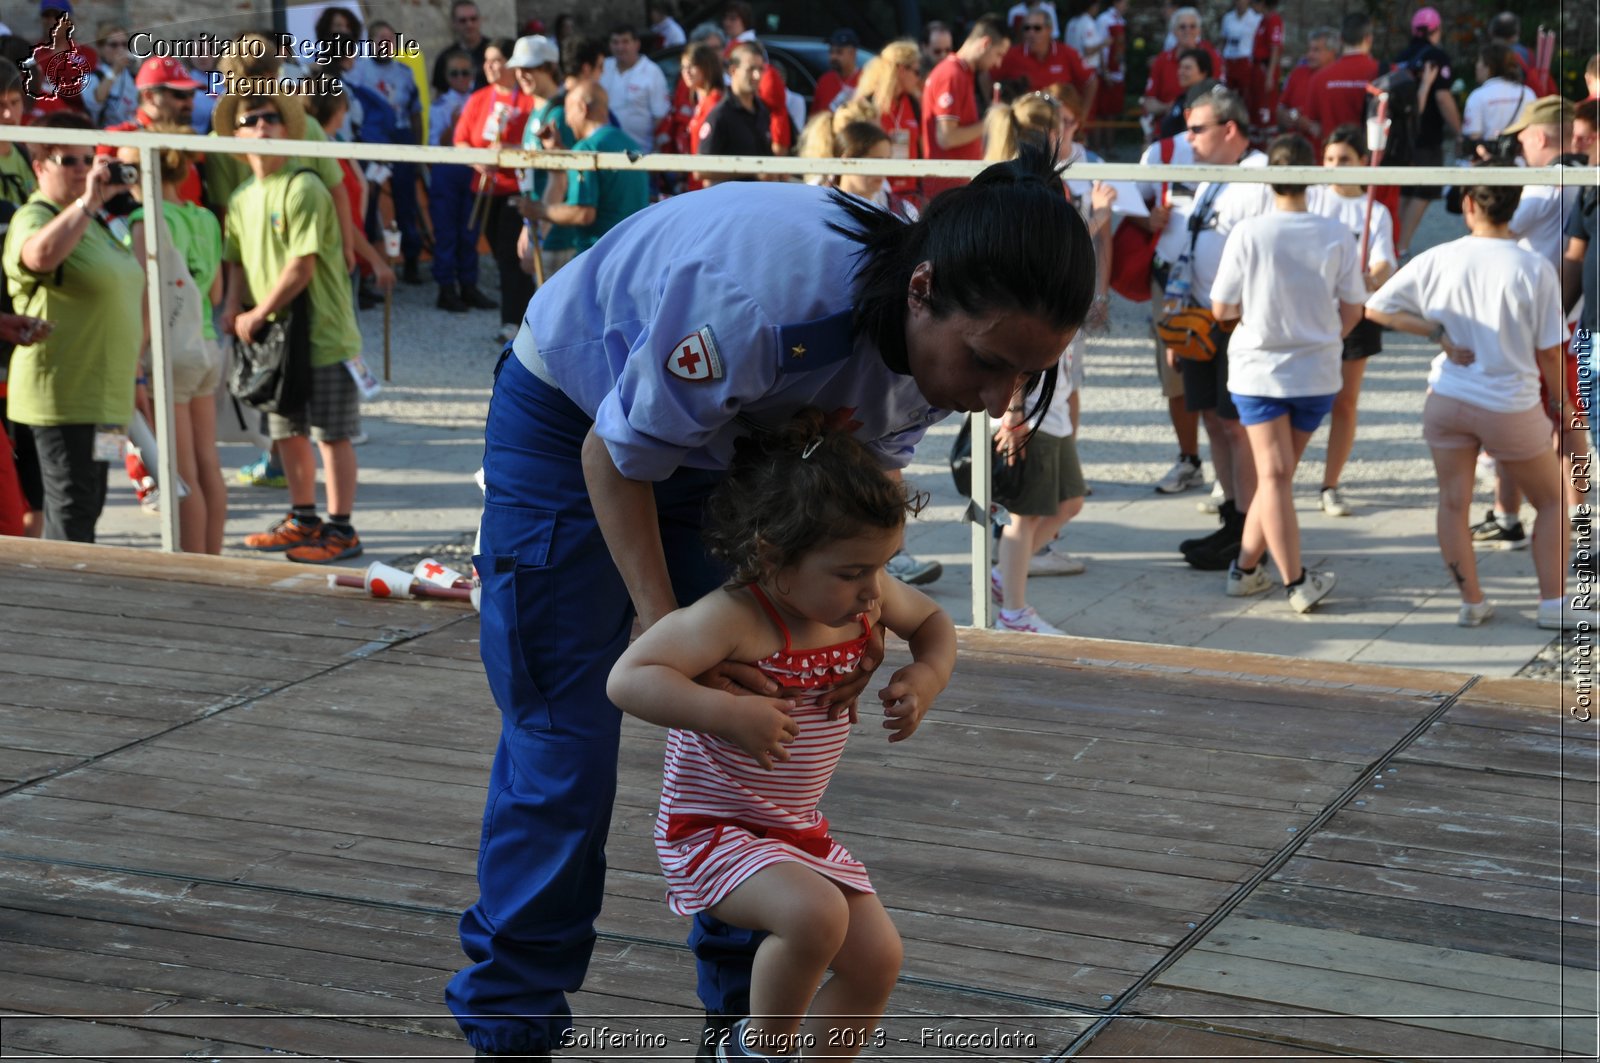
476, 501, 557, 733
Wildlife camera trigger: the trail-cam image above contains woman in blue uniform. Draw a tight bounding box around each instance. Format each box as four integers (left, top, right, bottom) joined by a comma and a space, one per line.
449, 145, 1095, 1059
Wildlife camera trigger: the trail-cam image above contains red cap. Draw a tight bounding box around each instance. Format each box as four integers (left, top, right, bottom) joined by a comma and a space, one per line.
135, 55, 201, 90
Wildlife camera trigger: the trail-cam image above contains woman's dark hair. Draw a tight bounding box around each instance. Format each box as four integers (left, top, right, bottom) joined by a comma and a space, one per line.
1462, 162, 1522, 225
0, 57, 22, 97
1267, 131, 1314, 193
827, 141, 1093, 424
1325, 122, 1368, 157
1478, 43, 1521, 82
314, 5, 361, 43
702, 408, 924, 587
302, 77, 347, 127
433, 43, 470, 93
561, 35, 606, 78
834, 120, 890, 159
684, 40, 723, 88
1177, 46, 1213, 78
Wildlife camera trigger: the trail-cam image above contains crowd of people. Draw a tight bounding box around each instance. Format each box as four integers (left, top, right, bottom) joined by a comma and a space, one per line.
0, 0, 1593, 617
0, 1, 1594, 1059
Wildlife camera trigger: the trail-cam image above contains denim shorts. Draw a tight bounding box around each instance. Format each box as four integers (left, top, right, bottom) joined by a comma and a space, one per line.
1231, 392, 1337, 431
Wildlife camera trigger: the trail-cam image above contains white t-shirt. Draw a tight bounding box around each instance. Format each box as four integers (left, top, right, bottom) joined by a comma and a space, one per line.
1511, 167, 1580, 271
600, 55, 672, 152
1211, 210, 1367, 397
1064, 14, 1106, 70
1366, 236, 1565, 412
1188, 150, 1271, 303
1461, 78, 1535, 140
1040, 342, 1076, 436
1309, 186, 1396, 284
1220, 8, 1261, 60
1138, 136, 1197, 262
652, 16, 686, 48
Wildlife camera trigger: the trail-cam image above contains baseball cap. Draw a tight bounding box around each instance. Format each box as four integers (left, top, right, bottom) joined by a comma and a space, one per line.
1501, 94, 1575, 135
1411, 7, 1441, 33
507, 34, 559, 69
39, 0, 71, 14
136, 55, 202, 90
828, 28, 859, 48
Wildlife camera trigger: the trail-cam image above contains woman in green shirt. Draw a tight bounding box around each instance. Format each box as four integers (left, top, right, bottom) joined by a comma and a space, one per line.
2, 111, 144, 542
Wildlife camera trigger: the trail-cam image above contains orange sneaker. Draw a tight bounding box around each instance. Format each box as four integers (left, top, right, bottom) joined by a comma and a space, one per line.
243, 515, 323, 552
286, 526, 363, 565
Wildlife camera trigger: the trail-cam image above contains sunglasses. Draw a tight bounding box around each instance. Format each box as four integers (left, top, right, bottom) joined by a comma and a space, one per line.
161, 87, 196, 99
46, 152, 92, 166
237, 111, 284, 128
1024, 22, 1049, 31
102, 38, 127, 48
1186, 121, 1219, 135
447, 67, 473, 77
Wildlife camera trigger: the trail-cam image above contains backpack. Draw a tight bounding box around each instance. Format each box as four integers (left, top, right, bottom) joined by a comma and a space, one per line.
1370, 64, 1419, 167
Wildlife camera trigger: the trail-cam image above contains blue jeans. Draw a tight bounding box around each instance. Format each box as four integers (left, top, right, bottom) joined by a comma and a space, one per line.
446, 354, 758, 1054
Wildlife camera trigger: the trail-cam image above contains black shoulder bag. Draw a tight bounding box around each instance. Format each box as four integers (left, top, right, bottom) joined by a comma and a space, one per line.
227, 169, 320, 417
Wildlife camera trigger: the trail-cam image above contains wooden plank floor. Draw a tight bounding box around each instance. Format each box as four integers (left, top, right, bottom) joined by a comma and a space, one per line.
1, 540, 1593, 1060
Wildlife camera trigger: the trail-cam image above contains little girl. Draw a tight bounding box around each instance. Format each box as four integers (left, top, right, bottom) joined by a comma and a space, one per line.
608, 410, 957, 1062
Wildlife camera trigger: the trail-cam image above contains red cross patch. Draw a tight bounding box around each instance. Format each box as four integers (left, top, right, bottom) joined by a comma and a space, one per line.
666, 327, 723, 382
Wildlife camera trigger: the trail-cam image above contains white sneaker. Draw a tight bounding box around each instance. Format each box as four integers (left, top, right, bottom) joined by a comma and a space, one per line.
1226, 560, 1274, 597
1537, 599, 1582, 631
1198, 480, 1225, 514
886, 550, 942, 585
1029, 547, 1086, 576
995, 605, 1065, 635
1458, 599, 1494, 627
990, 566, 1003, 604
1287, 569, 1336, 613
1155, 455, 1205, 494
1320, 486, 1352, 517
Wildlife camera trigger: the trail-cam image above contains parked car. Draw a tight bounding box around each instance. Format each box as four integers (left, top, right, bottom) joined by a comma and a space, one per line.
650, 35, 877, 111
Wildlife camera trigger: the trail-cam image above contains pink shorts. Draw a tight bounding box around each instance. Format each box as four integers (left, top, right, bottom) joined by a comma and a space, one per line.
1422, 390, 1555, 462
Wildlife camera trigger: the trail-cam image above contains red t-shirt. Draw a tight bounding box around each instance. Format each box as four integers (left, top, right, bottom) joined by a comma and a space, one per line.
996, 41, 1090, 93
880, 92, 921, 196
812, 68, 861, 113
1251, 13, 1284, 63
1144, 43, 1225, 102
1307, 53, 1378, 149
660, 77, 695, 155
922, 55, 979, 198
453, 84, 532, 196
1278, 61, 1315, 113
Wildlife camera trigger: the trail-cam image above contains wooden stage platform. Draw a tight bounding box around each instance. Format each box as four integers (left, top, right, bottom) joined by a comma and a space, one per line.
1, 539, 1595, 1061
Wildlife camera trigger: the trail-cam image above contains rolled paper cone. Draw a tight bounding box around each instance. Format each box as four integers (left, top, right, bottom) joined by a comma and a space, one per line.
364, 561, 416, 599
413, 557, 468, 588
328, 573, 365, 590
412, 582, 474, 601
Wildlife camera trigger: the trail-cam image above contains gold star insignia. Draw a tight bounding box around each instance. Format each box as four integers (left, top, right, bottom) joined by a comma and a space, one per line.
791, 344, 806, 358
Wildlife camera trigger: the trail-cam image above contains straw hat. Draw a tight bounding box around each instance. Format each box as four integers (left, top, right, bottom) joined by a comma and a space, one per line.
212, 90, 307, 141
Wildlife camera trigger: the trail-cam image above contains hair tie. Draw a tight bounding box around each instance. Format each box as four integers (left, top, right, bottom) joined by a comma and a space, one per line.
801, 437, 823, 459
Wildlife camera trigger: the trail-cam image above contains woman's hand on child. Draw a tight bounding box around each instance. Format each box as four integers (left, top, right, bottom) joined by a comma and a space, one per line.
879, 662, 940, 743
724, 697, 800, 771
1439, 333, 1475, 366
821, 625, 883, 722
696, 660, 780, 698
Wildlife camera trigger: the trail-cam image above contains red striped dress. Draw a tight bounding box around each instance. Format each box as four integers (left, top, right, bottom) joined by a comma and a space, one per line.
654, 585, 874, 916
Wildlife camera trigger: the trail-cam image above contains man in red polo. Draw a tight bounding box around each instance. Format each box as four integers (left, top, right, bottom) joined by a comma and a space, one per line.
922, 14, 1010, 199
1141, 8, 1222, 128
100, 56, 203, 204
1304, 13, 1376, 152
812, 28, 861, 112
1247, 0, 1283, 129
996, 2, 1093, 105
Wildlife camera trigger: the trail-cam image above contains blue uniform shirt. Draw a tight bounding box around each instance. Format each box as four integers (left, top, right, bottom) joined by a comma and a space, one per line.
512, 182, 950, 481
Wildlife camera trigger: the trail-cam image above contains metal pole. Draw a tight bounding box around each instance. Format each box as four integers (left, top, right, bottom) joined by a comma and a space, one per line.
139, 150, 179, 552
969, 411, 992, 630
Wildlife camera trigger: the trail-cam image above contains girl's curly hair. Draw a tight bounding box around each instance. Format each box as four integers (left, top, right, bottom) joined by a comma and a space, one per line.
702, 408, 927, 586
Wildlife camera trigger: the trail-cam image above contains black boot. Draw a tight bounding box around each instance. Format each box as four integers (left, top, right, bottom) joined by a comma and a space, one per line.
1182, 500, 1244, 571
436, 283, 468, 313
460, 283, 498, 310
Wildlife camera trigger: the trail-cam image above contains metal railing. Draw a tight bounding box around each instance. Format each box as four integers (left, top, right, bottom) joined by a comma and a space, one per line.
0, 124, 1588, 626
